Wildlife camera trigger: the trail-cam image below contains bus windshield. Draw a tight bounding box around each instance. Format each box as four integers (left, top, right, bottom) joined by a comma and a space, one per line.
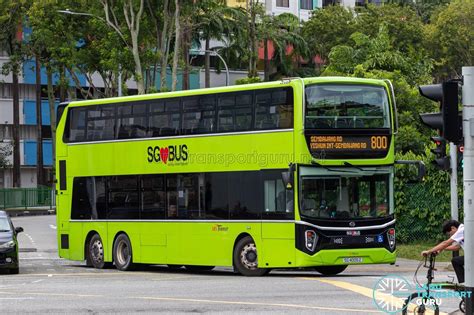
305, 84, 390, 129
300, 173, 391, 220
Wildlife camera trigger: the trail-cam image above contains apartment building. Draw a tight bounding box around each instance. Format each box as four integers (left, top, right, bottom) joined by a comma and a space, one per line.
227, 0, 383, 21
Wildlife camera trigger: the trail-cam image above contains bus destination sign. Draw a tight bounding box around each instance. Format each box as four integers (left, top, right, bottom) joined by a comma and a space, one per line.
305, 133, 390, 159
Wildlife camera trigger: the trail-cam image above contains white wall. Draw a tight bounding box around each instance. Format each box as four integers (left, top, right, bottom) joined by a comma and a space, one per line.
0, 98, 27, 125
20, 168, 37, 188
199, 69, 264, 88
0, 99, 13, 124
342, 0, 356, 8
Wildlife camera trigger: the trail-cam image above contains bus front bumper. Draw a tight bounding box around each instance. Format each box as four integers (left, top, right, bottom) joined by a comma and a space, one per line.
296, 247, 396, 267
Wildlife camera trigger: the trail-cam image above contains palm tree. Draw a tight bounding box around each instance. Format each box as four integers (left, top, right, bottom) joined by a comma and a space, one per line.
258, 13, 308, 81
196, 0, 245, 87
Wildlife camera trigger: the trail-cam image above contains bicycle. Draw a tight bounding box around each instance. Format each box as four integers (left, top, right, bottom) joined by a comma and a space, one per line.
402, 252, 466, 314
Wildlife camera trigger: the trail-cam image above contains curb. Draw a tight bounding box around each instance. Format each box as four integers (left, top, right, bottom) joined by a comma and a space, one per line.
5, 209, 56, 217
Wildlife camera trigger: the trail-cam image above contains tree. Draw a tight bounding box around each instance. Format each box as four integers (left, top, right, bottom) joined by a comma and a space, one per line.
196, 0, 244, 87
259, 13, 308, 81
425, 0, 474, 79
0, 0, 29, 187
301, 5, 355, 70
246, 0, 264, 78
101, 0, 147, 94
0, 143, 12, 169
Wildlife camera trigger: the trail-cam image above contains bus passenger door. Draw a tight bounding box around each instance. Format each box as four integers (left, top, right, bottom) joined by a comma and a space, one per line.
260, 174, 295, 268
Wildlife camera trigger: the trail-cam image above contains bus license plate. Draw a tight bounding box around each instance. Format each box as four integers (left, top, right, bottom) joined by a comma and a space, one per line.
343, 257, 363, 263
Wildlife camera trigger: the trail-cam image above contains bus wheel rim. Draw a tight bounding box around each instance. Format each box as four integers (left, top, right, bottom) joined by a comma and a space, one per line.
91, 239, 104, 264
240, 243, 258, 269
117, 240, 129, 266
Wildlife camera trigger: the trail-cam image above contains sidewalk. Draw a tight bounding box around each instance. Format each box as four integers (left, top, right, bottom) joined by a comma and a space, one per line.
3, 206, 56, 217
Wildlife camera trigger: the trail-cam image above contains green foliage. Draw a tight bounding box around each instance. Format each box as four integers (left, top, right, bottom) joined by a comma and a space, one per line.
394, 149, 462, 244
397, 243, 461, 261
235, 76, 262, 85
302, 6, 355, 63
425, 0, 474, 79
0, 143, 12, 168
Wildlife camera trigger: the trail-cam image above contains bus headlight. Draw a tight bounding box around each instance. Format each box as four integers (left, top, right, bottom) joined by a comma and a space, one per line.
305, 230, 318, 251
387, 228, 395, 250
0, 240, 15, 249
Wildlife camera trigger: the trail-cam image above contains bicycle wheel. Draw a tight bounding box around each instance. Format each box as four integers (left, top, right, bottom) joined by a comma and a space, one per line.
402, 292, 439, 315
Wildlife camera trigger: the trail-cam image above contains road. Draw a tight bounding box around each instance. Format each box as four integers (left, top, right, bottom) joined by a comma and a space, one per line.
0, 216, 464, 314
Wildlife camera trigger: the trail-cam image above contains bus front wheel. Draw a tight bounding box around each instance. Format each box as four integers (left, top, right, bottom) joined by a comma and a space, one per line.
113, 234, 134, 271
314, 265, 347, 276
88, 234, 106, 269
233, 236, 269, 277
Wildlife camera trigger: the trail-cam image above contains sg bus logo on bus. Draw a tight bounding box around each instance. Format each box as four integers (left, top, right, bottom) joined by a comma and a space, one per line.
147, 145, 188, 164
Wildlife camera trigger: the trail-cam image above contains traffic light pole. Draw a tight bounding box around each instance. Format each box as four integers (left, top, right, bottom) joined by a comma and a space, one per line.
462, 66, 474, 314
450, 142, 458, 221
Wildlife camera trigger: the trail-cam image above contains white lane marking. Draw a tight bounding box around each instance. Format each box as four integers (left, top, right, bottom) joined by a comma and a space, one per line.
49, 225, 57, 230
32, 279, 44, 284
21, 257, 61, 260
0, 297, 34, 300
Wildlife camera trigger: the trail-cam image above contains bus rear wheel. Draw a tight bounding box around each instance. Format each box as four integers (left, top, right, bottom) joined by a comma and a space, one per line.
314, 265, 347, 276
88, 234, 106, 269
113, 234, 134, 271
233, 236, 269, 277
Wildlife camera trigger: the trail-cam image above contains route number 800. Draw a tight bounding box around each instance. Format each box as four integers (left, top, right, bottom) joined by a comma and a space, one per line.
371, 136, 388, 149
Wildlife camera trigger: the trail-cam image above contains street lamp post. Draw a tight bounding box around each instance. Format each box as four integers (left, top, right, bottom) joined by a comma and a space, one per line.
191, 48, 229, 87
205, 50, 229, 87
57, 9, 123, 96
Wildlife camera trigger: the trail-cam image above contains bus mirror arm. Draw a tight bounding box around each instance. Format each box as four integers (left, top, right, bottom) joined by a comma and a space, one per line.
281, 163, 296, 190
395, 160, 426, 183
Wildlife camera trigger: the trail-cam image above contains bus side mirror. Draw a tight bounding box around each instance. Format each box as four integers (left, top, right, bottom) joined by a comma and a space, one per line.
395, 160, 426, 183
282, 164, 295, 190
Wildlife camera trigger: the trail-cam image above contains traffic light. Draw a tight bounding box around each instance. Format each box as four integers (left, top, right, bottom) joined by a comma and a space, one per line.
430, 136, 450, 171
458, 145, 464, 169
419, 81, 462, 144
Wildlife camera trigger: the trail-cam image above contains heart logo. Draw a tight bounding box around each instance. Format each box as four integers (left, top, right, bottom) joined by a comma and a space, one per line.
160, 147, 169, 164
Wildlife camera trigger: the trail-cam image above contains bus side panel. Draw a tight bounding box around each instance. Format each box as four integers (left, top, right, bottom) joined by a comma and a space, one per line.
163, 222, 182, 265
179, 222, 262, 267
260, 223, 295, 268
139, 222, 168, 264
68, 222, 83, 260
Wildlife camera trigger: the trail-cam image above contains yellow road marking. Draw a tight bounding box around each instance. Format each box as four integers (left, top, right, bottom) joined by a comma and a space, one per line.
301, 278, 447, 315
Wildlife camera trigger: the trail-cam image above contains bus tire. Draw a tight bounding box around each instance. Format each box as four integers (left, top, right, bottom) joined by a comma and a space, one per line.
88, 233, 106, 269
9, 267, 19, 275
184, 265, 215, 272
113, 234, 134, 271
233, 236, 268, 277
314, 265, 347, 276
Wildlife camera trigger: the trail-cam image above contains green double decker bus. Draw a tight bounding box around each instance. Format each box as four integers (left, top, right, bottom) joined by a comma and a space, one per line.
56, 77, 399, 276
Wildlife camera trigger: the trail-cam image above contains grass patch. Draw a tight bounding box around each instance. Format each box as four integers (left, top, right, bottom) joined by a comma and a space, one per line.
397, 243, 463, 262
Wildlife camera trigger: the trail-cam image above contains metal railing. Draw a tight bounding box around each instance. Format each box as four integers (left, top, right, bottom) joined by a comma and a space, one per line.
0, 187, 55, 211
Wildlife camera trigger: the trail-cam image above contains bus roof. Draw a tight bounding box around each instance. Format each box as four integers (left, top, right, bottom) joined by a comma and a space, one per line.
66, 76, 389, 108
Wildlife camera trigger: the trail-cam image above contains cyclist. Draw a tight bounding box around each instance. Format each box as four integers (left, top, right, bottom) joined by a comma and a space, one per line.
421, 220, 464, 283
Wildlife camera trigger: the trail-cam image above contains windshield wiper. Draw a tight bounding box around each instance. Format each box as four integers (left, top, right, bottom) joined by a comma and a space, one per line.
311, 161, 356, 173
343, 162, 364, 171
0, 230, 11, 232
